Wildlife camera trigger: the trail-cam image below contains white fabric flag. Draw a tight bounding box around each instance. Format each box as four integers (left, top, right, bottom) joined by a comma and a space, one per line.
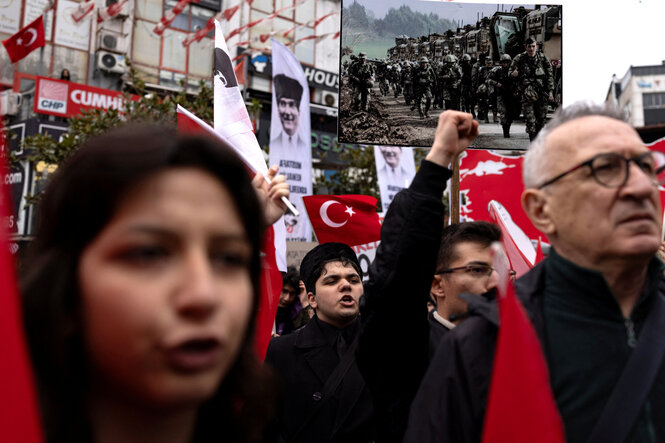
269, 38, 312, 242
213, 21, 286, 271
374, 145, 416, 212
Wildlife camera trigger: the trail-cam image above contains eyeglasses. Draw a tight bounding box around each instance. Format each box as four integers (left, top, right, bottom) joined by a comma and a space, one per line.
537, 151, 665, 189
436, 264, 495, 278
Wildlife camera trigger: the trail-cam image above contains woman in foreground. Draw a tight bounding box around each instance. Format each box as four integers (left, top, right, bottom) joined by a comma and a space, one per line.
21, 124, 287, 443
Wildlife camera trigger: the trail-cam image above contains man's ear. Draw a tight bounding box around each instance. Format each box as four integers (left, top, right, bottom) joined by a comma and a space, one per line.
431, 274, 446, 301
307, 292, 317, 310
522, 189, 556, 235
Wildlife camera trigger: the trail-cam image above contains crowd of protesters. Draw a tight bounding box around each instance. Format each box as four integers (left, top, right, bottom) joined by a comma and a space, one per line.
17, 101, 665, 443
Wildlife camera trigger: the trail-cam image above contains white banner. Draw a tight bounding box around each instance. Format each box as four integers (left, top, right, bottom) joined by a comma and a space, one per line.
270, 38, 312, 242
0, 0, 21, 34
54, 0, 91, 50
213, 21, 286, 272
24, 0, 54, 40
374, 145, 416, 212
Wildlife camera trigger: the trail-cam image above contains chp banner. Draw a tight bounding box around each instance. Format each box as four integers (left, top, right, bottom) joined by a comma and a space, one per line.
458, 149, 541, 241
302, 194, 381, 246
270, 38, 312, 242
373, 145, 416, 212
33, 76, 138, 118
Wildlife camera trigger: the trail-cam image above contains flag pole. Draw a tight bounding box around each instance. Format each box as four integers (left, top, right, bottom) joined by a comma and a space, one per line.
451, 153, 460, 223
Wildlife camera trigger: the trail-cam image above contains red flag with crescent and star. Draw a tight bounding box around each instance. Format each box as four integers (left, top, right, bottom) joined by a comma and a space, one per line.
2, 15, 45, 64
303, 194, 381, 246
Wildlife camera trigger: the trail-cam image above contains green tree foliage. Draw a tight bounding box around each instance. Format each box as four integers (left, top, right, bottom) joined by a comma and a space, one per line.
343, 0, 371, 29
12, 68, 214, 198
373, 5, 454, 37
314, 145, 380, 208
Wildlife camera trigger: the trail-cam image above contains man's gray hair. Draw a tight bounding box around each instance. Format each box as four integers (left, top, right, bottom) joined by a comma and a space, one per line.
523, 102, 628, 188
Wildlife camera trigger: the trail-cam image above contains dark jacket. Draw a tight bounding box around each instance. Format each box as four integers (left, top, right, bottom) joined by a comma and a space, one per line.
265, 316, 374, 443
404, 254, 665, 443
266, 160, 452, 443
359, 160, 452, 443
427, 310, 452, 361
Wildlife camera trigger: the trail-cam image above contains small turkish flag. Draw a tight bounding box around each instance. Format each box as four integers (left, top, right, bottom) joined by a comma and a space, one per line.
2, 16, 45, 64
303, 194, 381, 246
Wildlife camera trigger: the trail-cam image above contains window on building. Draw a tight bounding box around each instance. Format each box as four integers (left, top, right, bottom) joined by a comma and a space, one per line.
643, 92, 665, 109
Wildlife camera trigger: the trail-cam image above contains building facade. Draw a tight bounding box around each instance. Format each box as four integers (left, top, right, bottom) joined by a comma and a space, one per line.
606, 62, 665, 128
0, 0, 350, 243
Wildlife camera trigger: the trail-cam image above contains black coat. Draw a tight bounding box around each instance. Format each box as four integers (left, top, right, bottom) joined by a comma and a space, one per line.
404, 258, 665, 443
265, 317, 374, 443
359, 160, 452, 443
266, 160, 453, 443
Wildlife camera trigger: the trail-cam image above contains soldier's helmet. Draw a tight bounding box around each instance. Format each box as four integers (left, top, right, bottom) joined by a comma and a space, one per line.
359, 52, 367, 59
444, 54, 456, 63
420, 56, 429, 64
500, 54, 512, 63
462, 53, 471, 62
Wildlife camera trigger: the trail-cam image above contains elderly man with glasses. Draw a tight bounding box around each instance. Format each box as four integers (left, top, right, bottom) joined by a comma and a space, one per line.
404, 102, 665, 443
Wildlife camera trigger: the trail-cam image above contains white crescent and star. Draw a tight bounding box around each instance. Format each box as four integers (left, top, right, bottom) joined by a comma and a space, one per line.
17, 28, 37, 47
320, 200, 355, 228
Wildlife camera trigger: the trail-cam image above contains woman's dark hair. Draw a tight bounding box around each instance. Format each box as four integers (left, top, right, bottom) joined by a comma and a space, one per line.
21, 124, 276, 443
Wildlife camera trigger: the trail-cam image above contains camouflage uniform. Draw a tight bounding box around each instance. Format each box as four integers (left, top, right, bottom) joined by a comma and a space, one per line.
510, 50, 554, 139
412, 59, 436, 118
349, 56, 373, 111
475, 62, 494, 123
376, 62, 390, 96
471, 58, 486, 118
487, 58, 519, 137
401, 64, 414, 105
460, 57, 474, 117
440, 59, 462, 111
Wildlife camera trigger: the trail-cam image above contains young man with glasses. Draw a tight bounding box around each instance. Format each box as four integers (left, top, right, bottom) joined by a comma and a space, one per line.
428, 221, 501, 359
404, 102, 665, 443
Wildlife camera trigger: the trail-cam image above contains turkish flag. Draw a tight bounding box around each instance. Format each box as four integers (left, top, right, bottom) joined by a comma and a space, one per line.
488, 200, 535, 278
2, 16, 45, 64
303, 194, 381, 246
0, 129, 44, 441
481, 254, 565, 443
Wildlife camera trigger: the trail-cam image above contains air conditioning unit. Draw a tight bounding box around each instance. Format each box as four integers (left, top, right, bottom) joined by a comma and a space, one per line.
104, 0, 129, 18
98, 31, 127, 53
323, 91, 338, 108
0, 91, 22, 116
97, 51, 127, 74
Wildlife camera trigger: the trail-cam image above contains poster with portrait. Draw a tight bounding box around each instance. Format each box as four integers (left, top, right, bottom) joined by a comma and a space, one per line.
373, 145, 416, 212
339, 1, 562, 150
270, 38, 313, 242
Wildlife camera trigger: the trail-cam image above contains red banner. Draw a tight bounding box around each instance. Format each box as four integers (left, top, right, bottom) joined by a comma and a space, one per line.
458, 149, 541, 241
33, 76, 138, 118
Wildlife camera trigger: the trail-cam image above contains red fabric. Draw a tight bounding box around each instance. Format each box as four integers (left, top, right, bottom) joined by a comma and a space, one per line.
459, 150, 541, 240
2, 16, 45, 64
481, 280, 565, 443
488, 202, 534, 278
97, 0, 128, 23
223, 4, 239, 21
0, 135, 43, 442
255, 226, 282, 359
234, 59, 245, 86
303, 194, 381, 246
535, 237, 544, 264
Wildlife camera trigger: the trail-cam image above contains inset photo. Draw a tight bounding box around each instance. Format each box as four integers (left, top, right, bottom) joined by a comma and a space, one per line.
339, 1, 562, 150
